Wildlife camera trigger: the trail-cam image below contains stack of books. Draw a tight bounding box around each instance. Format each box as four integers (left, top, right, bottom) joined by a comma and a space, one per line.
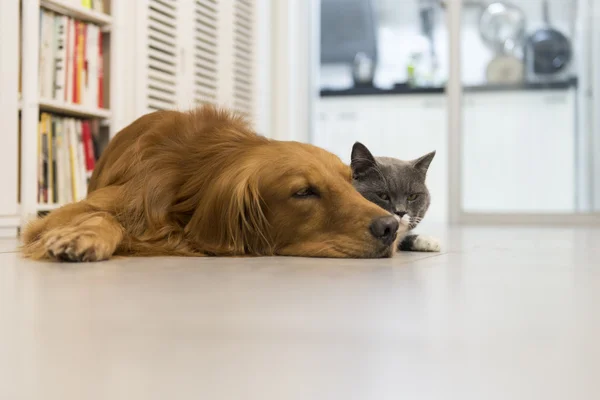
38, 113, 101, 205
39, 9, 104, 108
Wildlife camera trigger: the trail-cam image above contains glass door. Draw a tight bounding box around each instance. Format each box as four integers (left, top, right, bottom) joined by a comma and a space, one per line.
448, 0, 600, 221
315, 0, 450, 223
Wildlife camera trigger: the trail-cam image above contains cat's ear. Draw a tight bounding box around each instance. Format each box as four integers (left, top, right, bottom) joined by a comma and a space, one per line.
351, 142, 377, 178
412, 150, 436, 174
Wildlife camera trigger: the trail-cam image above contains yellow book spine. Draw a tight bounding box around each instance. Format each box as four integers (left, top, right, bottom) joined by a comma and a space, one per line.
46, 115, 54, 204
68, 120, 78, 201
37, 117, 43, 203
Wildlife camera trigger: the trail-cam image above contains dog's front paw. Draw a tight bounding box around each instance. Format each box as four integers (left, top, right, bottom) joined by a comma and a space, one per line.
413, 236, 441, 252
43, 228, 114, 262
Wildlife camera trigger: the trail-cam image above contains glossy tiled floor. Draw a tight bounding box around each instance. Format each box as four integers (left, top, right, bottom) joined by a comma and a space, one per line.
2, 225, 600, 400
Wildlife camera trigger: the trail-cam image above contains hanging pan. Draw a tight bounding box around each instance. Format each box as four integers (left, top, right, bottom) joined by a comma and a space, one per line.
527, 0, 572, 75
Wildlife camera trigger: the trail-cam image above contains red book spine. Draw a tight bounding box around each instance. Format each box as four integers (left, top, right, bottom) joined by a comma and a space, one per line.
81, 121, 96, 172
98, 31, 104, 108
82, 121, 95, 172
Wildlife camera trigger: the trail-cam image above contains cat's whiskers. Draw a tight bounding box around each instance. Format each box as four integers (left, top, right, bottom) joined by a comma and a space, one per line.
408, 215, 424, 230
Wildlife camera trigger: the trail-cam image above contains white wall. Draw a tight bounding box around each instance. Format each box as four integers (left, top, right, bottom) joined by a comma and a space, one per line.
0, 0, 20, 236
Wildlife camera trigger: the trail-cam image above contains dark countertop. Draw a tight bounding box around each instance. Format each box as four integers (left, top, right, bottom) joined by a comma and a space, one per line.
320, 78, 578, 97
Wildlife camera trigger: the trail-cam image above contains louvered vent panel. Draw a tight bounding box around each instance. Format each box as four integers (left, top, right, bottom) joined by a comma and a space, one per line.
147, 0, 178, 111
193, 0, 218, 106
233, 0, 253, 117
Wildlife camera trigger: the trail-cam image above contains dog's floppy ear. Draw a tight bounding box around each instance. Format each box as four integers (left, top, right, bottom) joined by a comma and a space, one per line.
225, 175, 272, 254
185, 168, 272, 255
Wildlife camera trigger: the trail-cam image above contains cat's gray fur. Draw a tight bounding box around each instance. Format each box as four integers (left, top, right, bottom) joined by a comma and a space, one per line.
350, 142, 440, 252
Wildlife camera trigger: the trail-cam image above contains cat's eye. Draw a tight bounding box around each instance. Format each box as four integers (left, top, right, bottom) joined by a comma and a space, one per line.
377, 192, 390, 201
407, 194, 419, 202
293, 187, 320, 199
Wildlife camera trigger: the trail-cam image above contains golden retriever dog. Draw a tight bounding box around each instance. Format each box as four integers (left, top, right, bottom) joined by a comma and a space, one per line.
21, 106, 406, 261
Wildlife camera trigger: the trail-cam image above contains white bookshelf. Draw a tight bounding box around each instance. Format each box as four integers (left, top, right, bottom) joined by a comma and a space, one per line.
3, 0, 266, 237
39, 98, 112, 119
20, 0, 118, 227
36, 204, 63, 212
40, 0, 113, 26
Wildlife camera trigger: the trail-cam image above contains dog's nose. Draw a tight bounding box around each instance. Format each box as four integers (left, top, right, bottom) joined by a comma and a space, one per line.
369, 216, 399, 245
394, 210, 407, 218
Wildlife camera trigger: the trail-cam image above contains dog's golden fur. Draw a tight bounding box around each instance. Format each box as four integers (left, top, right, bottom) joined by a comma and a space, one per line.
21, 106, 400, 261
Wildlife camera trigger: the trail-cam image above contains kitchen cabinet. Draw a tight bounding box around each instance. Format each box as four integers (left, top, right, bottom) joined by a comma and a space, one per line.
314, 87, 577, 221
462, 89, 576, 213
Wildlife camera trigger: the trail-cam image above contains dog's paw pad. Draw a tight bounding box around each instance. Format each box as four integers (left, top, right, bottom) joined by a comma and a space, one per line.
413, 236, 441, 252
44, 230, 110, 262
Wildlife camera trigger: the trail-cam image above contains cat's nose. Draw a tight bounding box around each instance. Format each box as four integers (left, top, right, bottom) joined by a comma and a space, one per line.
369, 216, 399, 246
394, 211, 407, 218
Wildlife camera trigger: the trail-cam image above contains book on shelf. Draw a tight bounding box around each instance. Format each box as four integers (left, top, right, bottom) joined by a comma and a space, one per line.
74, 20, 83, 104
40, 10, 55, 99
65, 15, 75, 103
37, 113, 100, 206
60, 0, 106, 12
89, 0, 106, 12
98, 29, 104, 108
92, 0, 105, 13
37, 115, 47, 204
54, 14, 68, 101
39, 9, 105, 109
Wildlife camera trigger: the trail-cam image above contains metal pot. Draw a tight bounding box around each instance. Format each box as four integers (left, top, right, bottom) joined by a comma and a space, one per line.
526, 0, 572, 75
479, 2, 526, 55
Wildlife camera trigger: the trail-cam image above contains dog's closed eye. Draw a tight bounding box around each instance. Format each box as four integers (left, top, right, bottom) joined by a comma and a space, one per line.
293, 187, 320, 199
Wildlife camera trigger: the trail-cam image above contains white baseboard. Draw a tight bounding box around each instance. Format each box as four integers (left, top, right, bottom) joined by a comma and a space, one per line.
0, 227, 18, 238
0, 215, 19, 238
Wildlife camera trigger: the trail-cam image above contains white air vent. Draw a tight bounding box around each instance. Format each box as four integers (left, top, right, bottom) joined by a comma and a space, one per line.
193, 0, 218, 106
147, 0, 178, 111
232, 0, 253, 117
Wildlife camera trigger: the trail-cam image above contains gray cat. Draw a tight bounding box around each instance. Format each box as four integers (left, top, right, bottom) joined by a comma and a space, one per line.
350, 142, 440, 252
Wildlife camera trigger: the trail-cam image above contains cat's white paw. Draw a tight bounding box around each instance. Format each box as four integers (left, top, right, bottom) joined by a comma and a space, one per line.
413, 236, 441, 252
